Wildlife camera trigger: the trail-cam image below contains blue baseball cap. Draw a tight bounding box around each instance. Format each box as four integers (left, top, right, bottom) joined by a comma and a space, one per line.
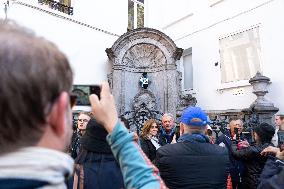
180, 107, 208, 127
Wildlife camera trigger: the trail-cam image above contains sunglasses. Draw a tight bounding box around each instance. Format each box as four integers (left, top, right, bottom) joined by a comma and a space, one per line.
151, 125, 159, 129
70, 92, 77, 108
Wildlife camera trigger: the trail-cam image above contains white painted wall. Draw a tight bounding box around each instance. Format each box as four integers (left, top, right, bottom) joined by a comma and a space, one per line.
148, 0, 284, 113
1, 0, 283, 113
1, 0, 127, 85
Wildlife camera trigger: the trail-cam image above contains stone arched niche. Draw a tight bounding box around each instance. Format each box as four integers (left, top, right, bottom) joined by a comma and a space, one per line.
106, 27, 183, 119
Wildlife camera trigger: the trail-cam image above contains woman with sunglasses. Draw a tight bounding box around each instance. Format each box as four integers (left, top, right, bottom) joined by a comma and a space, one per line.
139, 119, 161, 162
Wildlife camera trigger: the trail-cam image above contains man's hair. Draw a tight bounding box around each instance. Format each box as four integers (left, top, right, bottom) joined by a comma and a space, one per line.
162, 113, 174, 120
229, 117, 242, 123
276, 114, 284, 120
0, 20, 73, 153
78, 111, 93, 119
229, 117, 243, 126
253, 122, 275, 144
182, 123, 206, 134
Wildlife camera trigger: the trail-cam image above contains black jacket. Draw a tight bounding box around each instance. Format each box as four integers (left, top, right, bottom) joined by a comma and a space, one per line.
258, 156, 284, 189
231, 142, 272, 189
139, 137, 157, 162
156, 141, 229, 189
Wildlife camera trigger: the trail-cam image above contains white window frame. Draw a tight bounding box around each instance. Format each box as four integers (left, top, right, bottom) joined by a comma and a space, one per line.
218, 25, 263, 90
128, 0, 144, 29
180, 48, 195, 94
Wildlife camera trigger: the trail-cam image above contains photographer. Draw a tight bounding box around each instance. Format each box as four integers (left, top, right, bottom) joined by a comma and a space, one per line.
217, 118, 246, 189
231, 123, 275, 189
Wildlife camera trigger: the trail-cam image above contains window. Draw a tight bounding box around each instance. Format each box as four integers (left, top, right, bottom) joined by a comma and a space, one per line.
38, 0, 73, 15
219, 26, 262, 83
128, 0, 144, 30
181, 48, 193, 91
59, 0, 71, 6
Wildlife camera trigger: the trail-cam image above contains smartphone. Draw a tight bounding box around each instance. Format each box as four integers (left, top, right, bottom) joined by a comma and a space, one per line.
90, 85, 101, 99
234, 127, 240, 141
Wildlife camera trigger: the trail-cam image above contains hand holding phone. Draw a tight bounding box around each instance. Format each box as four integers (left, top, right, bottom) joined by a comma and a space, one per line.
90, 85, 101, 99
89, 82, 118, 133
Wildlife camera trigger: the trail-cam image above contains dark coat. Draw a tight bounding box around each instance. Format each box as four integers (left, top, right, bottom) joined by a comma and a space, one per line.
231, 142, 272, 189
74, 152, 124, 189
258, 156, 284, 189
139, 137, 157, 162
156, 141, 229, 189
69, 131, 82, 159
217, 131, 246, 182
0, 179, 49, 189
159, 127, 176, 146
69, 119, 124, 189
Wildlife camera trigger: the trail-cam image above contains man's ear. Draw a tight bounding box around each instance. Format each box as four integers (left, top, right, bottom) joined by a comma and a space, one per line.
180, 123, 184, 135
47, 92, 69, 137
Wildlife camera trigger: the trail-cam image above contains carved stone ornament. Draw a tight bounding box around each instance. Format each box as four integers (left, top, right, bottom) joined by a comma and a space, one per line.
176, 94, 197, 117
122, 44, 166, 69
133, 89, 156, 111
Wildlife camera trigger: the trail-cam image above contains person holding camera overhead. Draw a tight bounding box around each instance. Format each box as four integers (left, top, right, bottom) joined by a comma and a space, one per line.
217, 118, 246, 189
231, 122, 275, 189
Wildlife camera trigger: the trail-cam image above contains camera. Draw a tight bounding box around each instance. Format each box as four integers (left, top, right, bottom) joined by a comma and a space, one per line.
234, 127, 240, 141
90, 85, 101, 100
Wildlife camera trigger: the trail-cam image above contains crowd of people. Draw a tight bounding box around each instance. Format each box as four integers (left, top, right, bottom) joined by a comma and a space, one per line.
0, 19, 283, 189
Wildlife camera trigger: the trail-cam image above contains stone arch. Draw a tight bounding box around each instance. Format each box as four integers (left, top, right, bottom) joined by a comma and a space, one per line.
106, 27, 183, 122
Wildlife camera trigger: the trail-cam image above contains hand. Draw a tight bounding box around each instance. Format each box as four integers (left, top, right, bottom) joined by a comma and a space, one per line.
89, 81, 118, 133
171, 134, 177, 144
238, 140, 250, 148
276, 150, 284, 160
260, 146, 284, 160
133, 132, 139, 143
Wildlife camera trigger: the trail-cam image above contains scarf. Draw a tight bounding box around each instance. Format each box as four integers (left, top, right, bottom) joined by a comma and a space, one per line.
0, 147, 74, 189
177, 133, 210, 144
160, 127, 176, 144
150, 136, 161, 150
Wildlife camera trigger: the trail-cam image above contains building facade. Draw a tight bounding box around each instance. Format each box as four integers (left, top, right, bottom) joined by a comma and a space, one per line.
1, 0, 283, 114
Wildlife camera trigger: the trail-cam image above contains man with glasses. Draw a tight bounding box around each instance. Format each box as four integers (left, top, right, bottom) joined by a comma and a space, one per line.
70, 111, 92, 159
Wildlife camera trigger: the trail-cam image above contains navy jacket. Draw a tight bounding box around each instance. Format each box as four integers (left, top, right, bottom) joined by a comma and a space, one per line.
159, 127, 176, 146
257, 156, 284, 189
217, 130, 245, 182
0, 179, 49, 189
73, 153, 124, 189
